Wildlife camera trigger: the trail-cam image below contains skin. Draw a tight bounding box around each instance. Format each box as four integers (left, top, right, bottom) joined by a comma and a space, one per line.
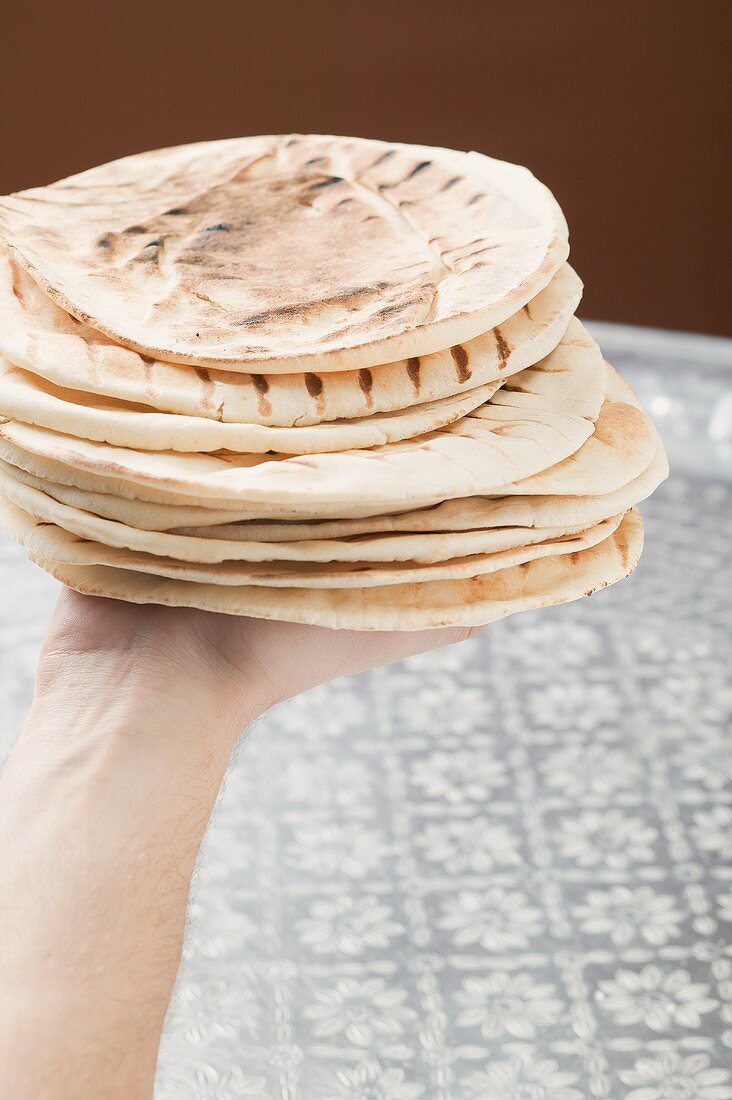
0, 588, 480, 1100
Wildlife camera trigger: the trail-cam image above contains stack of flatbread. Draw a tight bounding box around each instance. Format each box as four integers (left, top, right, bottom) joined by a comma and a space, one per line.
0, 135, 666, 629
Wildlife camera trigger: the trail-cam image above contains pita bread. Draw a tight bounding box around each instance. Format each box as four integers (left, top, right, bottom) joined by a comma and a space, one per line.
0, 457, 278, 530
0, 421, 665, 549
0, 462, 608, 565
0, 136, 568, 373
0, 322, 605, 502
176, 440, 667, 542
0, 250, 582, 426
0, 359, 500, 455
23, 510, 644, 630
0, 136, 660, 628
0, 316, 601, 455
0, 384, 656, 521
0, 494, 623, 587
0, 399, 594, 507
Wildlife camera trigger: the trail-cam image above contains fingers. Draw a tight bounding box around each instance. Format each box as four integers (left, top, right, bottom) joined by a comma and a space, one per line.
226, 617, 485, 706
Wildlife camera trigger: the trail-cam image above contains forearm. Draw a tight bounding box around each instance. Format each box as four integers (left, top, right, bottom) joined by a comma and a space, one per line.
0, 657, 253, 1100
0, 588, 472, 1098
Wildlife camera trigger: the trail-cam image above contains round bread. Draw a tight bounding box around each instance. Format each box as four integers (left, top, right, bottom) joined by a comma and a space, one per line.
0, 494, 623, 587
174, 441, 667, 542
0, 363, 655, 520
0, 249, 582, 426
22, 511, 644, 630
0, 135, 568, 372
0, 462, 607, 565
0, 321, 604, 502
0, 359, 501, 455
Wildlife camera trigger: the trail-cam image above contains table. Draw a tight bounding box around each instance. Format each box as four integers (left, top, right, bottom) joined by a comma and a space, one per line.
1, 324, 730, 1100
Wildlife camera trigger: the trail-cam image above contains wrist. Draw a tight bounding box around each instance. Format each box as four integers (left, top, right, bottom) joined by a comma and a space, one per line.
8, 664, 264, 814
30, 594, 273, 742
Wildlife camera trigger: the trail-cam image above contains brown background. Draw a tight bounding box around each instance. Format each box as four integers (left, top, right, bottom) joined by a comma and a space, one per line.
2, 1, 730, 335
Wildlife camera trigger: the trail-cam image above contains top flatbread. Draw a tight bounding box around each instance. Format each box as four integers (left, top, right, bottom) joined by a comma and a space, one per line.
0, 248, 582, 426
0, 135, 568, 372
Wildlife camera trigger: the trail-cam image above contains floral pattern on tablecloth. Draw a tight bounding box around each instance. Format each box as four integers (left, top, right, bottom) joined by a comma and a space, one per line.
0, 331, 730, 1099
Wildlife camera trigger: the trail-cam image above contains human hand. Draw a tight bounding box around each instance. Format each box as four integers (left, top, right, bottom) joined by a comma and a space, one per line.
1, 587, 481, 1100
37, 587, 483, 737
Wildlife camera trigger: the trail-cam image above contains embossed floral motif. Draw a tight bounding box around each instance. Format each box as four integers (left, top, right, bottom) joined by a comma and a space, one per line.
157, 1063, 270, 1099
495, 617, 603, 668
526, 681, 622, 732
574, 886, 684, 946
166, 978, 260, 1046
306, 683, 373, 735
647, 668, 732, 727
691, 806, 732, 860
304, 978, 415, 1046
415, 818, 521, 875
671, 735, 732, 792
196, 839, 254, 880
297, 896, 404, 956
455, 972, 562, 1039
286, 823, 390, 879
554, 809, 658, 868
182, 902, 259, 962
717, 893, 732, 923
410, 750, 507, 804
278, 755, 374, 808
596, 965, 718, 1031
322, 1061, 424, 1099
619, 1050, 732, 1099
392, 681, 493, 732
462, 1055, 582, 1099
438, 888, 543, 950
540, 743, 641, 798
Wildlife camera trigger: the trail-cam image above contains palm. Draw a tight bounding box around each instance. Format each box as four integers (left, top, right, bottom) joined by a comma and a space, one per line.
41, 589, 478, 718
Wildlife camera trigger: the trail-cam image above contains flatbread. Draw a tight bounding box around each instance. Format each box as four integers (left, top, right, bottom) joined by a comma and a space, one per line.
0, 250, 582, 426
0, 401, 594, 507
0, 458, 280, 530
0, 316, 601, 455
0, 359, 500, 455
0, 494, 623, 587
0, 462, 607, 564
0, 375, 656, 519
0, 427, 665, 550
176, 440, 667, 542
0, 334, 603, 505
23, 510, 644, 630
0, 136, 568, 373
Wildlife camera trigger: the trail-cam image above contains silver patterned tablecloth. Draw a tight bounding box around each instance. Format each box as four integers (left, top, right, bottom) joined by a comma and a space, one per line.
0, 324, 730, 1100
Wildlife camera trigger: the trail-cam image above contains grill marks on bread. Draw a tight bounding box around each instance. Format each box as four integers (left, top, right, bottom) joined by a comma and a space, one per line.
304, 373, 325, 415
450, 345, 471, 383
250, 375, 272, 418
406, 357, 421, 395
494, 327, 511, 370
358, 369, 374, 409
0, 135, 567, 369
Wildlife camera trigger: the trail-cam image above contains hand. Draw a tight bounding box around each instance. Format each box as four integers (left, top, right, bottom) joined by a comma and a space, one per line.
0, 588, 481, 1100
38, 588, 481, 724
